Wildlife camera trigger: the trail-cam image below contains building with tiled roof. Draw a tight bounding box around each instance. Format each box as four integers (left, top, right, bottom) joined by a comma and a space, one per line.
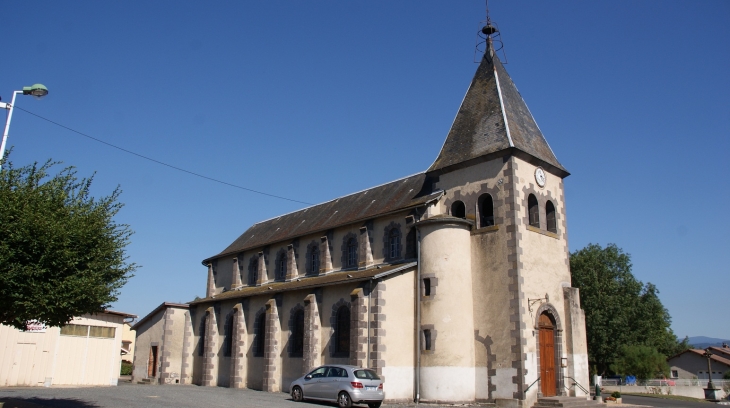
134, 21, 589, 406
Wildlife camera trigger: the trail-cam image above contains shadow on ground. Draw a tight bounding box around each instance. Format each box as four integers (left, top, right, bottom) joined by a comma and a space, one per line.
0, 398, 100, 408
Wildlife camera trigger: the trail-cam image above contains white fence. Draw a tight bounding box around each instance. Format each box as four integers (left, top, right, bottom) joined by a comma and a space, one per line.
600, 378, 730, 388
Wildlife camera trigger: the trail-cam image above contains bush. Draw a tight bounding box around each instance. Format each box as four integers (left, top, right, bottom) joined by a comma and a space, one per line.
724, 370, 730, 380
120, 362, 133, 375
611, 391, 621, 398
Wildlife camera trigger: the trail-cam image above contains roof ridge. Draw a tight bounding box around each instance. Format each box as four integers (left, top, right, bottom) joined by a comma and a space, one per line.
252, 171, 426, 226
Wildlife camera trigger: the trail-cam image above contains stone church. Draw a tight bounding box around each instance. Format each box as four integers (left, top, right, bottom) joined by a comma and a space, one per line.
133, 26, 589, 407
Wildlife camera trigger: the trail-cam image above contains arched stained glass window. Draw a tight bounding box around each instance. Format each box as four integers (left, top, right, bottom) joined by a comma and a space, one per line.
334, 305, 350, 357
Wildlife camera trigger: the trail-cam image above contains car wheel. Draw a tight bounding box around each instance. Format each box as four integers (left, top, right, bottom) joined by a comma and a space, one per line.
368, 403, 382, 408
291, 386, 303, 402
337, 391, 352, 408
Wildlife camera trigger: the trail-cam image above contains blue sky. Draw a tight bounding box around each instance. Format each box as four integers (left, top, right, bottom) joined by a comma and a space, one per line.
2, 1, 728, 340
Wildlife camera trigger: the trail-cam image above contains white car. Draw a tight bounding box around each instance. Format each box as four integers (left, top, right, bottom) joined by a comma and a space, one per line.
290, 365, 384, 408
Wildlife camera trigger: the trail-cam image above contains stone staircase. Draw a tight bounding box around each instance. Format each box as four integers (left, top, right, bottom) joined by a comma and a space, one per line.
136, 378, 154, 385
532, 396, 603, 408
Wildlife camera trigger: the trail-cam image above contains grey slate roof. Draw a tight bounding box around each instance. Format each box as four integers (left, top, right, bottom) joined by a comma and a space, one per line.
204, 45, 566, 264
204, 174, 440, 263
428, 47, 567, 175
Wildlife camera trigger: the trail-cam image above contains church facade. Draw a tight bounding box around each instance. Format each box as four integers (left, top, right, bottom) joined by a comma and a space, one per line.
134, 37, 589, 407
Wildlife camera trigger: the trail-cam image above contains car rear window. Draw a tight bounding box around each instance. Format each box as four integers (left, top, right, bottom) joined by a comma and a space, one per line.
354, 369, 380, 380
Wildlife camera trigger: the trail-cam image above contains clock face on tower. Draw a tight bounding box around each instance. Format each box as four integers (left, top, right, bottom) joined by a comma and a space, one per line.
535, 167, 546, 187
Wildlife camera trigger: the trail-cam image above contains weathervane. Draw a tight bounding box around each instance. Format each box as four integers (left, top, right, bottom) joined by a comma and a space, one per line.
474, 0, 508, 63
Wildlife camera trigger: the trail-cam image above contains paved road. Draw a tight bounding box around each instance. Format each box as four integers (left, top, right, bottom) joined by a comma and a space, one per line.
0, 382, 489, 408
622, 394, 719, 408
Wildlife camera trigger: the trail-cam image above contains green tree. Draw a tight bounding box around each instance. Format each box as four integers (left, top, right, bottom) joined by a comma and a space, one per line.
610, 345, 669, 380
569, 243, 682, 375
0, 158, 136, 330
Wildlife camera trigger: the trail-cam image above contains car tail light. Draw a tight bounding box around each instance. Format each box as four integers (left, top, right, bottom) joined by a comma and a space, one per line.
351, 382, 363, 388
378, 383, 383, 390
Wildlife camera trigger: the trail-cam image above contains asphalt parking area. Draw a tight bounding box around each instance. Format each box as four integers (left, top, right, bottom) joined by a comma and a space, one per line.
0, 382, 491, 408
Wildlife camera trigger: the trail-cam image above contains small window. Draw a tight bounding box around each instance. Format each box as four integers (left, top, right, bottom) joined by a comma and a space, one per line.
253, 313, 266, 357
388, 229, 401, 260
89, 326, 115, 338
346, 238, 357, 268
249, 258, 258, 286
546, 200, 557, 233
671, 370, 678, 378
528, 194, 540, 228
275, 252, 287, 281
309, 246, 319, 274
60, 324, 89, 337
335, 305, 350, 357
479, 194, 495, 227
424, 329, 432, 351
423, 278, 431, 296
451, 200, 466, 219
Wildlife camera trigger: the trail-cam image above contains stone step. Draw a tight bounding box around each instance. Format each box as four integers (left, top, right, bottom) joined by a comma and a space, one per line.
532, 396, 603, 408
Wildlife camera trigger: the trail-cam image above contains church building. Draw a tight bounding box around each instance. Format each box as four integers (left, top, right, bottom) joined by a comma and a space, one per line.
133, 24, 589, 407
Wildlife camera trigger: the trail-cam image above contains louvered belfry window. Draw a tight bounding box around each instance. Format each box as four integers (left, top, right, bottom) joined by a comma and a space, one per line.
479, 193, 495, 227
546, 200, 557, 233
528, 194, 540, 227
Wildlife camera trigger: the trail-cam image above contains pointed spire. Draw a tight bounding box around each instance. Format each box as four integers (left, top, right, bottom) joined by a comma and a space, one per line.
428, 40, 567, 176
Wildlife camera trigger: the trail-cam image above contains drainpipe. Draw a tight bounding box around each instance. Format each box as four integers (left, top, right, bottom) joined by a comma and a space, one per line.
368, 278, 372, 369
415, 225, 422, 403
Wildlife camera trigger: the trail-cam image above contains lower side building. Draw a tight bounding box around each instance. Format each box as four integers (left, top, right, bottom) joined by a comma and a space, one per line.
0, 311, 135, 387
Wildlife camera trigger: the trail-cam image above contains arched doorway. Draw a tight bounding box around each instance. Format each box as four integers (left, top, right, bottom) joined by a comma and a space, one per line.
538, 313, 556, 396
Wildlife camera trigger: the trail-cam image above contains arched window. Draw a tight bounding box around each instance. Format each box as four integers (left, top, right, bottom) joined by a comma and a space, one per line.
388, 228, 401, 260
290, 309, 304, 357
334, 305, 350, 357
198, 314, 207, 356
275, 251, 287, 281
546, 201, 557, 233
248, 258, 258, 286
253, 312, 266, 357
309, 245, 319, 275
346, 238, 358, 268
528, 194, 540, 228
479, 194, 495, 227
223, 311, 235, 357
451, 200, 466, 219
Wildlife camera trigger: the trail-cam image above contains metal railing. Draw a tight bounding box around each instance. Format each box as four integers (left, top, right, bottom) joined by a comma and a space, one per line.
564, 376, 590, 395
524, 376, 540, 395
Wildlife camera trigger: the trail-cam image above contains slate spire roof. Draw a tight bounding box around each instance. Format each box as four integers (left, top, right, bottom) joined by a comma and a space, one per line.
428, 44, 568, 176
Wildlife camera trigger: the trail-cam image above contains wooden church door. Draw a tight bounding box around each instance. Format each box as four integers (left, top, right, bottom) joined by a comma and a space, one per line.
538, 313, 556, 396
148, 346, 158, 377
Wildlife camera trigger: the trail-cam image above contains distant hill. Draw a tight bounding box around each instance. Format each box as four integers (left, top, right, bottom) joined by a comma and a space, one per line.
687, 336, 730, 349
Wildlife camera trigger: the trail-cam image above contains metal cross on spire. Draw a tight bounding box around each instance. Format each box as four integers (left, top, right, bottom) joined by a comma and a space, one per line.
474, 0, 507, 63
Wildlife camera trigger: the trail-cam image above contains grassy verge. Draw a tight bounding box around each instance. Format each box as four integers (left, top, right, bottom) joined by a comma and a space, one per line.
622, 392, 713, 403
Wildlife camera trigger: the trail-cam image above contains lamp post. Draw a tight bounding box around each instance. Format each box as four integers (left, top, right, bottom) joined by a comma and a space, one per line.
0, 84, 49, 168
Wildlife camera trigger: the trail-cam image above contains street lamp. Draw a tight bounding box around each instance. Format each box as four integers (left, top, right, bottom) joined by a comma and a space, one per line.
0, 83, 49, 167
